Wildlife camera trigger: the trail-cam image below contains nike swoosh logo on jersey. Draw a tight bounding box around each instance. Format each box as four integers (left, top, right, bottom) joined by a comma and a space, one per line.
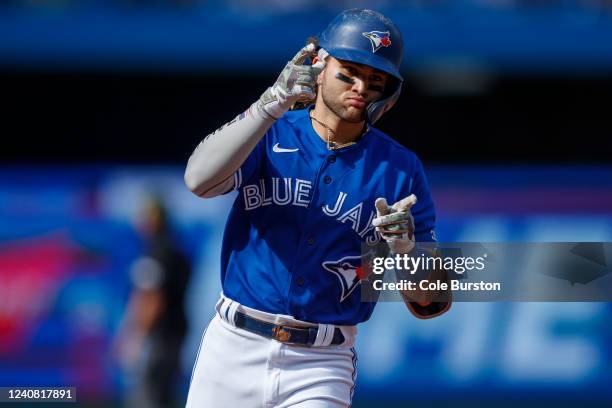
272, 143, 299, 153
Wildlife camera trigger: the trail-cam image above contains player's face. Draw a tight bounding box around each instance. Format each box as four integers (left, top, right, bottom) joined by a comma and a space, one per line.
318, 57, 388, 123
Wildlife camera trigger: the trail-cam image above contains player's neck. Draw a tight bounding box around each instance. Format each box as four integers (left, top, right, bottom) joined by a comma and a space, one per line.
310, 105, 366, 147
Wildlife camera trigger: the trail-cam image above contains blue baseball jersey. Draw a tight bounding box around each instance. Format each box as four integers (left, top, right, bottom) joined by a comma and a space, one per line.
220, 107, 436, 325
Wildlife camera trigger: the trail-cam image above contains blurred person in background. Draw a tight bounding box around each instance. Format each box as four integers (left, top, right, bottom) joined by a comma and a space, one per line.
114, 197, 192, 408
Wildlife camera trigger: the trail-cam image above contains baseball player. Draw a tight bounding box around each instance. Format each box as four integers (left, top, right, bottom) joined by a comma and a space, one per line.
184, 9, 450, 407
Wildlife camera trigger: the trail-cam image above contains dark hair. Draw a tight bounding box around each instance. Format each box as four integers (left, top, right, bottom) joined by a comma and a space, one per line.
146, 196, 169, 235
306, 36, 320, 51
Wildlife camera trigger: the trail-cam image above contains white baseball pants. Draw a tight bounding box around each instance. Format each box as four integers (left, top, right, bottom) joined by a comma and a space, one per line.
185, 296, 358, 408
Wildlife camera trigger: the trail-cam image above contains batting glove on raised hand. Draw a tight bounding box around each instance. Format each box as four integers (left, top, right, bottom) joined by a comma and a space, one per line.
256, 43, 326, 120
372, 195, 417, 254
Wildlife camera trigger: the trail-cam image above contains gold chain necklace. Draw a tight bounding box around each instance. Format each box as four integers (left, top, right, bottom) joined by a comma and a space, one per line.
309, 111, 364, 151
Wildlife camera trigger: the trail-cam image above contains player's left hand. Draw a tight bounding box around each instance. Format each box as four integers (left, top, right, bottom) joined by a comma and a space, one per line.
372, 194, 417, 254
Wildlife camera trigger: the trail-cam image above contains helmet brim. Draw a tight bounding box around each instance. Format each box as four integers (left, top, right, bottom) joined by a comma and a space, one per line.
324, 47, 403, 82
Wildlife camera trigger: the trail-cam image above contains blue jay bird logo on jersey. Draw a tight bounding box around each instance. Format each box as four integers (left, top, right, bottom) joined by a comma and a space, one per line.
362, 31, 392, 53
322, 255, 369, 302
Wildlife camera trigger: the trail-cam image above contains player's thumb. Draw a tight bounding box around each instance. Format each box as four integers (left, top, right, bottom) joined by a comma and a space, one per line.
311, 60, 326, 75
375, 197, 391, 217
392, 194, 417, 212
311, 48, 328, 75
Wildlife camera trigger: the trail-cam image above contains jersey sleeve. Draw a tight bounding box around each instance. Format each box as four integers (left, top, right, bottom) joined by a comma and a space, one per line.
410, 157, 437, 242
408, 158, 450, 319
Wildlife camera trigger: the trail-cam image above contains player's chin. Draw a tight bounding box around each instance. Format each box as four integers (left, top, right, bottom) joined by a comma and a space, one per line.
342, 106, 367, 123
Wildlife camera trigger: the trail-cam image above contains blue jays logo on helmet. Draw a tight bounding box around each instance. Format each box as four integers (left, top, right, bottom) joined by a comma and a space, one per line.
322, 255, 369, 302
362, 31, 392, 53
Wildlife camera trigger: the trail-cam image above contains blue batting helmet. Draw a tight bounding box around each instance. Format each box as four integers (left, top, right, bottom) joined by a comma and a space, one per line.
319, 9, 404, 123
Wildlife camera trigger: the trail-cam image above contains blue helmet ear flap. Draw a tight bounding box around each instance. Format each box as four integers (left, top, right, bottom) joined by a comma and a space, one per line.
367, 79, 401, 124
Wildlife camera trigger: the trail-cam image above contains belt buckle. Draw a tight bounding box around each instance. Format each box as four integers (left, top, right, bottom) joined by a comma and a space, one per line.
272, 325, 292, 343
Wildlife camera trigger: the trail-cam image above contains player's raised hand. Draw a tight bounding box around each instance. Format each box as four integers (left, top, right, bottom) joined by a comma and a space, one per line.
257, 43, 326, 119
373, 195, 417, 254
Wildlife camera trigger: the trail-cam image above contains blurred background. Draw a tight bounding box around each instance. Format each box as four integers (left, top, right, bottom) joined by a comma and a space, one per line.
1, 1, 611, 407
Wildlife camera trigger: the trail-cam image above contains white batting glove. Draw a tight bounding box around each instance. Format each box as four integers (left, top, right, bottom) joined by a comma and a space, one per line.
256, 43, 326, 120
372, 194, 417, 254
